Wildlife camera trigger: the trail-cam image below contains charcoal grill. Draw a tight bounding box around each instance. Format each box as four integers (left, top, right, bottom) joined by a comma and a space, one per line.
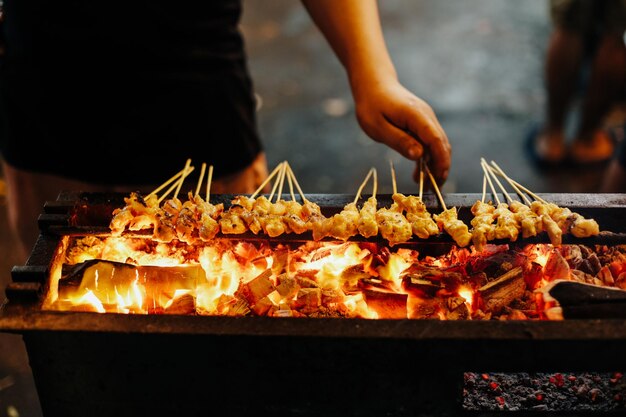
2, 191, 626, 417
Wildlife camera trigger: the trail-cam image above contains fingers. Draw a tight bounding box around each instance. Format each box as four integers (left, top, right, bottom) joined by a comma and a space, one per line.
375, 121, 425, 160
405, 109, 451, 184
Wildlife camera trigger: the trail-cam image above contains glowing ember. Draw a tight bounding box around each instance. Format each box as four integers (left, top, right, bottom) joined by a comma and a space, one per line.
43, 237, 626, 320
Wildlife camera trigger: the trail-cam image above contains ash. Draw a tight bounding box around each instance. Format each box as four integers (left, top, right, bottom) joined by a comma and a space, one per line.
463, 372, 626, 412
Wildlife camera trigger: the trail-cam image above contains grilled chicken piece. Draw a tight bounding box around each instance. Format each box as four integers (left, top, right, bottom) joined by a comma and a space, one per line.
358, 196, 379, 238
531, 201, 562, 246
376, 203, 413, 246
434, 207, 471, 247
470, 200, 496, 252
509, 201, 542, 239
302, 200, 328, 241
392, 193, 438, 239
326, 202, 360, 241
493, 203, 519, 242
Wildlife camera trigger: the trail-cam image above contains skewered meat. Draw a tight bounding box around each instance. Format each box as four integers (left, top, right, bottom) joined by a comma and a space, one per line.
392, 193, 438, 239
376, 202, 413, 246
470, 200, 496, 252
326, 202, 360, 241
509, 201, 542, 239
531, 201, 562, 246
358, 196, 379, 238
493, 203, 519, 242
110, 192, 161, 236
302, 200, 328, 241
434, 207, 471, 247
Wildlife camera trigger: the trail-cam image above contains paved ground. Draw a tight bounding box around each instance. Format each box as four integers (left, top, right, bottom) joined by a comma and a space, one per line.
0, 1, 624, 416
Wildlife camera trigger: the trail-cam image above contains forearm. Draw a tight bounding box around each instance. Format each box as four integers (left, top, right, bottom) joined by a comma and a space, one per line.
301, 0, 397, 88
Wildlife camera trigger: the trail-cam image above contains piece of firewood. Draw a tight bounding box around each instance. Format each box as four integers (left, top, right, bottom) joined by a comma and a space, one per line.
363, 289, 408, 319
478, 266, 525, 314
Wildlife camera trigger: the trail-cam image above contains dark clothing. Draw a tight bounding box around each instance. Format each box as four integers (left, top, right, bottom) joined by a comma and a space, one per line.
0, 0, 262, 184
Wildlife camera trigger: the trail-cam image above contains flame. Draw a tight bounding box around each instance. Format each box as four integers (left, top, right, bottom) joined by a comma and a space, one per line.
47, 236, 617, 321
458, 285, 474, 310
377, 253, 411, 291
79, 290, 105, 313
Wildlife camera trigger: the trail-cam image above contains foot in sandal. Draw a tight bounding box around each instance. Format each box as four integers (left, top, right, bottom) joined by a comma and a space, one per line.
568, 130, 615, 165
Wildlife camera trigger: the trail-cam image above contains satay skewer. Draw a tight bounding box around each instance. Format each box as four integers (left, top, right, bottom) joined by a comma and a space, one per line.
251, 161, 286, 200
285, 163, 308, 203
479, 158, 500, 206
354, 168, 375, 205
206, 165, 214, 202
148, 165, 193, 198
173, 158, 192, 200
390, 160, 398, 195
158, 162, 195, 204
275, 160, 288, 202
489, 161, 532, 206
419, 158, 424, 201
195, 163, 207, 197
481, 158, 513, 204
423, 163, 446, 211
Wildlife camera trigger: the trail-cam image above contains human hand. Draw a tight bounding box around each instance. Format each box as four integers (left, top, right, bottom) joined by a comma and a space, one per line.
351, 78, 451, 186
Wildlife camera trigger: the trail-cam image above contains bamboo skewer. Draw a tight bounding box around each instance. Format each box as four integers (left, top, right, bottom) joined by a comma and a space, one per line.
372, 167, 378, 199
480, 158, 500, 205
275, 161, 288, 202
419, 158, 424, 201
481, 174, 487, 203
173, 159, 192, 200
267, 163, 284, 202
424, 163, 446, 211
481, 159, 513, 204
158, 162, 195, 204
251, 161, 285, 200
206, 165, 214, 202
286, 163, 307, 203
286, 164, 297, 202
148, 166, 191, 198
390, 160, 398, 195
195, 163, 207, 197
489, 161, 532, 206
353, 168, 375, 205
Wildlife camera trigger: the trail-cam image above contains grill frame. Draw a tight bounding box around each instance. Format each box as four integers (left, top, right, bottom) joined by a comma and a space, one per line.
2, 191, 626, 417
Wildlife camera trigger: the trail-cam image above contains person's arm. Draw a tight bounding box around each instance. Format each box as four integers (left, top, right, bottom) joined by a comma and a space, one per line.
301, 0, 451, 184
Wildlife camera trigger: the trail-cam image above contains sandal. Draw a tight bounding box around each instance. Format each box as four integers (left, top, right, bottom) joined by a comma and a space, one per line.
525, 124, 567, 166
568, 130, 615, 165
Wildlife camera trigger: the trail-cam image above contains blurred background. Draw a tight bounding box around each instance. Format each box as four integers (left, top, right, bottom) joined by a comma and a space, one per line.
0, 1, 625, 416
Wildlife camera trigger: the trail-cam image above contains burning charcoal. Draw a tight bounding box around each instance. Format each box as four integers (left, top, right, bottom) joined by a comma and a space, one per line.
293, 288, 322, 312
598, 266, 615, 286
295, 276, 318, 289
276, 273, 299, 299
237, 269, 275, 305
616, 273, 626, 290
360, 277, 394, 292
543, 250, 570, 282
468, 250, 528, 277
321, 289, 344, 305
340, 264, 370, 292
408, 297, 442, 319
559, 245, 584, 270
500, 307, 528, 320
478, 267, 525, 314
402, 275, 442, 297
163, 293, 196, 315
445, 296, 469, 320
251, 296, 274, 316
362, 289, 408, 319
571, 269, 596, 284
270, 247, 289, 275
524, 262, 543, 289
